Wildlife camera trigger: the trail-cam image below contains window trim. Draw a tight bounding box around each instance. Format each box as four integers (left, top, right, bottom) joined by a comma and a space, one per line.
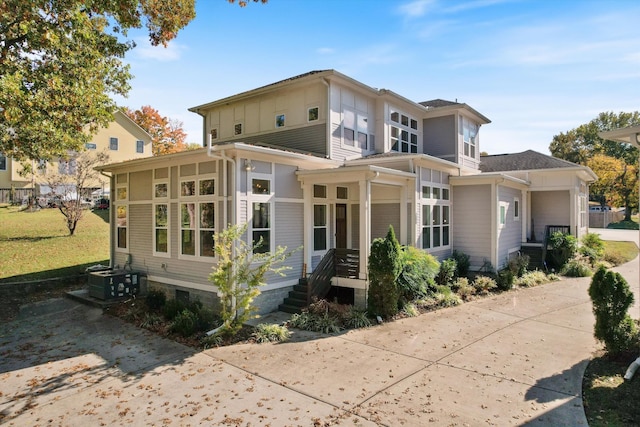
342, 108, 371, 152
115, 177, 128, 253
275, 114, 285, 128
421, 182, 451, 250
109, 137, 119, 151
513, 197, 520, 221
307, 106, 319, 122
234, 122, 243, 136
249, 172, 274, 254
390, 108, 419, 154
178, 173, 217, 260
153, 203, 170, 257
0, 154, 6, 171
136, 140, 144, 154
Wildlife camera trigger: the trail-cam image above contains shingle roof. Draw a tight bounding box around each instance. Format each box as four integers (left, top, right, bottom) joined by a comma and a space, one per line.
480, 150, 581, 172
419, 99, 461, 108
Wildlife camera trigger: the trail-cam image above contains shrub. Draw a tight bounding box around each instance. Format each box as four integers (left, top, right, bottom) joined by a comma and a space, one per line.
308, 298, 350, 322
561, 256, 593, 277
252, 323, 291, 343
162, 298, 187, 321
547, 232, 577, 270
453, 277, 474, 300
451, 250, 470, 277
288, 312, 313, 330
201, 333, 223, 349
145, 289, 167, 311
507, 254, 529, 277
580, 233, 605, 265
402, 303, 419, 317
397, 246, 439, 303
496, 269, 514, 291
367, 226, 401, 318
139, 312, 163, 329
434, 285, 462, 307
473, 275, 497, 295
603, 249, 626, 266
344, 307, 372, 329
170, 309, 199, 337
515, 270, 549, 287
312, 313, 343, 334
588, 266, 639, 354
435, 258, 457, 287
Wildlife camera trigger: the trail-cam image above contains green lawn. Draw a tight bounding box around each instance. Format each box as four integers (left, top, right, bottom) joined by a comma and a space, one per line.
0, 205, 110, 282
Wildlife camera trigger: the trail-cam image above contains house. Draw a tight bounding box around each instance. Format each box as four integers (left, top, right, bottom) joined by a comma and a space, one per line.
97, 70, 596, 313
0, 110, 152, 202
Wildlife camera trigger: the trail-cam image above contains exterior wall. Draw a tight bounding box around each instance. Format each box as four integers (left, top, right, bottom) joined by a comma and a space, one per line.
497, 185, 523, 270
371, 203, 400, 241
530, 190, 570, 242
423, 115, 455, 161
452, 184, 492, 269
235, 124, 326, 157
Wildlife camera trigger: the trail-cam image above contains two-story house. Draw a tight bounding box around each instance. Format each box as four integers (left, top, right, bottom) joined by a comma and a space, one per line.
97, 70, 596, 313
0, 110, 152, 203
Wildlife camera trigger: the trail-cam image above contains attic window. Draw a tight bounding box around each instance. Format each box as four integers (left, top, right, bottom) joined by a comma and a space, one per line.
308, 107, 319, 122
234, 123, 242, 136
275, 114, 285, 128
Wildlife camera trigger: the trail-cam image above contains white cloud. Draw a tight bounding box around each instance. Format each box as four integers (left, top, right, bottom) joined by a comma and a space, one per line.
397, 0, 435, 19
316, 47, 335, 55
133, 37, 185, 62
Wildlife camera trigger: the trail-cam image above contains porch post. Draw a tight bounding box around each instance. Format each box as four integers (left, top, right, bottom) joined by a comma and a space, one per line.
399, 184, 408, 246
359, 178, 371, 280
302, 182, 313, 272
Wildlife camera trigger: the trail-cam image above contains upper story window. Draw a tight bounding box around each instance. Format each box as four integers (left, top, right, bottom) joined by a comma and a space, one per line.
109, 137, 119, 151
234, 123, 243, 136
460, 116, 478, 158
390, 109, 418, 153
85, 143, 97, 150
136, 140, 144, 153
343, 109, 370, 150
308, 107, 319, 122
0, 154, 6, 171
275, 114, 285, 128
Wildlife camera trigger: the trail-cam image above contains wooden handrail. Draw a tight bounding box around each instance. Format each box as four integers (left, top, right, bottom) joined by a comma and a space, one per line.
541, 225, 571, 271
307, 248, 336, 305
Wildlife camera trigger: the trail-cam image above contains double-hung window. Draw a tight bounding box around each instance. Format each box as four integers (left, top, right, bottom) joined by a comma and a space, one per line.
136, 140, 144, 153
313, 185, 327, 251
0, 154, 6, 171
343, 109, 370, 150
421, 184, 450, 249
179, 174, 216, 258
153, 168, 169, 256
110, 137, 119, 151
460, 116, 478, 158
251, 176, 272, 254
390, 109, 418, 153
115, 174, 128, 251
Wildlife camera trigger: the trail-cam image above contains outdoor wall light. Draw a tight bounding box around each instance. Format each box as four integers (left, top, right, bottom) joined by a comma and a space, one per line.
244, 159, 253, 172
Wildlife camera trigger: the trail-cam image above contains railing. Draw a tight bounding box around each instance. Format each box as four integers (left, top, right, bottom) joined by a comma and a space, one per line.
306, 249, 361, 304
307, 249, 336, 305
541, 225, 571, 271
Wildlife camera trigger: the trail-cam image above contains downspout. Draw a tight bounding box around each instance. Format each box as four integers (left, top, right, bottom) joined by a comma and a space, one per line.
100, 171, 114, 269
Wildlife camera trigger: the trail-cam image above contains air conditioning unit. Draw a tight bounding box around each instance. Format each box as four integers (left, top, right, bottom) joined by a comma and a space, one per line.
88, 270, 140, 301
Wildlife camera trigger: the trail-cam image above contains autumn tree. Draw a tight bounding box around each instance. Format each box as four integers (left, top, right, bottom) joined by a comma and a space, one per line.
0, 0, 196, 162
124, 106, 187, 155
42, 150, 111, 235
550, 111, 640, 218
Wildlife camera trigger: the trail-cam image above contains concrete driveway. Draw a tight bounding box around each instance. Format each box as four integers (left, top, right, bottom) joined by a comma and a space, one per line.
2, 244, 637, 426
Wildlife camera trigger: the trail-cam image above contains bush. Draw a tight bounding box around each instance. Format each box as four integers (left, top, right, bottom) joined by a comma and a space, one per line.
473, 275, 497, 295
433, 285, 462, 307
451, 250, 470, 277
367, 226, 401, 318
603, 249, 626, 266
435, 258, 457, 287
170, 309, 199, 337
561, 256, 593, 277
580, 233, 605, 265
252, 323, 291, 343
496, 269, 514, 291
344, 307, 372, 329
515, 270, 549, 287
507, 254, 529, 277
162, 298, 187, 320
588, 266, 639, 354
453, 277, 474, 300
145, 289, 167, 311
139, 312, 163, 329
397, 246, 439, 303
547, 232, 577, 270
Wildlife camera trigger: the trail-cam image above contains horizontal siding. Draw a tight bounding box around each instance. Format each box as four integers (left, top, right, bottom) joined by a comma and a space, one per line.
452, 185, 491, 268
273, 201, 304, 282
222, 123, 327, 157
275, 163, 303, 199
531, 190, 570, 242
371, 203, 400, 241
497, 186, 522, 269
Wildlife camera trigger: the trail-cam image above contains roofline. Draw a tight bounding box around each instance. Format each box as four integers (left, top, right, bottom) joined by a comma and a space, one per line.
296, 164, 416, 180
599, 126, 640, 146
345, 152, 465, 174
450, 172, 529, 188
114, 110, 152, 139
423, 102, 491, 124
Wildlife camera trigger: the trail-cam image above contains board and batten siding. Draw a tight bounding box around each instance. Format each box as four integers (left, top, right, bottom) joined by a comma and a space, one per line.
452, 184, 492, 269
531, 190, 570, 242
497, 186, 523, 269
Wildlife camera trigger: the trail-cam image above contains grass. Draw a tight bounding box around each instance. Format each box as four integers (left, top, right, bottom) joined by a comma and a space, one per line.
603, 240, 638, 266
0, 204, 110, 282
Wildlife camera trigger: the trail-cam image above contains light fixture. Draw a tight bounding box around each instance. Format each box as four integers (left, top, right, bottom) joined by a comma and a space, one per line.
244, 159, 253, 172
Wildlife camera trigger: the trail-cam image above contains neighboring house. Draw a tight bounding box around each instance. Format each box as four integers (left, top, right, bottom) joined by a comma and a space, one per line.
98, 70, 596, 313
0, 110, 152, 202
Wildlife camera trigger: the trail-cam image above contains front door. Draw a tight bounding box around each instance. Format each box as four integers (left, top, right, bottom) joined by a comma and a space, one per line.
336, 204, 347, 249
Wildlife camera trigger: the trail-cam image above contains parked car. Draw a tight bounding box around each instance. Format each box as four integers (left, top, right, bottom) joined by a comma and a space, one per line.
589, 205, 611, 212
95, 198, 110, 210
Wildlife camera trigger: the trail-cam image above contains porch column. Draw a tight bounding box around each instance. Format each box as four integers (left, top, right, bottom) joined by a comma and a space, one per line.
359, 178, 371, 280
302, 182, 313, 273
399, 184, 408, 245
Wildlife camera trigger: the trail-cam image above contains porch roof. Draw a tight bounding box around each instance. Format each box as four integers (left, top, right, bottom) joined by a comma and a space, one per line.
296, 164, 416, 185
599, 125, 640, 146
449, 172, 529, 189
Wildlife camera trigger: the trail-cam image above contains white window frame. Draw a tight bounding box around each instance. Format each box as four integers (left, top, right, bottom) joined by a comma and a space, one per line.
115, 176, 128, 252
342, 108, 371, 151
136, 140, 144, 153
109, 137, 119, 151
421, 183, 451, 250
460, 116, 478, 159
390, 108, 419, 154
178, 174, 217, 260
249, 172, 273, 254
499, 202, 508, 228
513, 197, 520, 221
313, 185, 328, 253
153, 176, 170, 257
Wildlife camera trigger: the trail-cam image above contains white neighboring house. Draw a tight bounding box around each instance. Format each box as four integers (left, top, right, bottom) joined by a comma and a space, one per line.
98, 70, 597, 313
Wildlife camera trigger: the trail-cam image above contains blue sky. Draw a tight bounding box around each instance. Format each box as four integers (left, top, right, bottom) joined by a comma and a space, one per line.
115, 0, 640, 155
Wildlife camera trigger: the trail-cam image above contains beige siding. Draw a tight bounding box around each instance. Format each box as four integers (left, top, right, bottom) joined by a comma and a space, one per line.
531, 190, 570, 242
452, 184, 492, 269
497, 186, 522, 269
129, 170, 152, 201
371, 203, 400, 241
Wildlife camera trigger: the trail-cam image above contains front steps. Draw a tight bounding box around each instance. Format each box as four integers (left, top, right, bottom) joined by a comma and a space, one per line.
278, 278, 308, 314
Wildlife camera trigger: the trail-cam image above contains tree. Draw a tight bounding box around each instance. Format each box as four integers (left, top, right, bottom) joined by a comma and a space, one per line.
549, 111, 640, 218
0, 0, 196, 162
367, 225, 401, 318
208, 223, 294, 337
42, 150, 110, 235
587, 154, 638, 219
124, 106, 187, 155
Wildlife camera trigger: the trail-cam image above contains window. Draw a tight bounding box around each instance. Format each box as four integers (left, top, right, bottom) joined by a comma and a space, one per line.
251, 177, 272, 254
460, 116, 478, 158
313, 204, 327, 251
154, 204, 169, 254
85, 143, 96, 150
499, 203, 507, 227
115, 176, 128, 250
390, 109, 418, 153
514, 197, 520, 221
275, 114, 285, 128
313, 184, 326, 198
308, 107, 319, 122
179, 176, 216, 258
421, 183, 450, 249
0, 154, 5, 171
343, 109, 370, 150
155, 182, 168, 198
234, 123, 242, 136
109, 137, 118, 151
210, 128, 218, 140
337, 186, 348, 200
136, 140, 144, 153
58, 158, 77, 175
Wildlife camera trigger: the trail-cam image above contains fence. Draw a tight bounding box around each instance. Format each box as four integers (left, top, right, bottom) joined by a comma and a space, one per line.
589, 211, 625, 228
0, 188, 34, 204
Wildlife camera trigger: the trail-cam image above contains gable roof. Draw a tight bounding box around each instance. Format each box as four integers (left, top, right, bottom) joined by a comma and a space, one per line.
480, 150, 584, 172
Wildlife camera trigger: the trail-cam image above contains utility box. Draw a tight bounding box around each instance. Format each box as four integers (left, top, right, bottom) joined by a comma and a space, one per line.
88, 270, 140, 300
